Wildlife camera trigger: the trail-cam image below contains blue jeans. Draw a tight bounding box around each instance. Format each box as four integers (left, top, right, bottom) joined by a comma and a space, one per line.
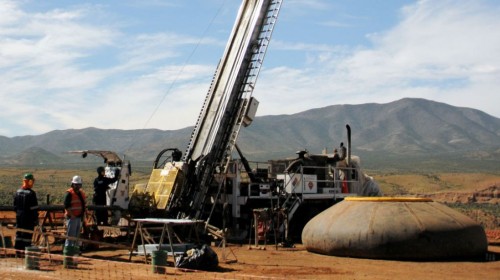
65, 217, 81, 247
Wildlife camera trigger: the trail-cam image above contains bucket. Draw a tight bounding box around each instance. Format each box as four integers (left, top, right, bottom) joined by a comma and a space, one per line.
63, 245, 80, 269
151, 250, 167, 274
24, 246, 41, 270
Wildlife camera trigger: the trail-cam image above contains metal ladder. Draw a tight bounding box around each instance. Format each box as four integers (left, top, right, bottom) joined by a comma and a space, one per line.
185, 0, 283, 165
220, 0, 284, 172
189, 0, 285, 220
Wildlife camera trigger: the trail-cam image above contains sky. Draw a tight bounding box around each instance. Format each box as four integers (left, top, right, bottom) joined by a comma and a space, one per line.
1, 0, 499, 137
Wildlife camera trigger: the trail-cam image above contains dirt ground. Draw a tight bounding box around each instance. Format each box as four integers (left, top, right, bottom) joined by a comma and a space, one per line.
0, 226, 499, 280
78, 239, 500, 280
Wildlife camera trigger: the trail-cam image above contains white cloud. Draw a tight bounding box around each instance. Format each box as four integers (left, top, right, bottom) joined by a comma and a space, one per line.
272, 40, 344, 53
286, 0, 330, 11
1, 0, 499, 137
0, 0, 213, 136
256, 0, 500, 119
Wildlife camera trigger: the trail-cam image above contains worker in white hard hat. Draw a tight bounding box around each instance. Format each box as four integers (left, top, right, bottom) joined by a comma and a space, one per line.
63, 175, 87, 248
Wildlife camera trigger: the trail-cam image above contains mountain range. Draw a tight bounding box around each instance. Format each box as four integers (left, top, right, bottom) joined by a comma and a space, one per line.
1, 98, 499, 172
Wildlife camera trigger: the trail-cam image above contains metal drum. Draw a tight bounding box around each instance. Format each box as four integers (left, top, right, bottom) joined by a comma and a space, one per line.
151, 250, 168, 274
302, 197, 487, 260
63, 245, 79, 269
25, 246, 41, 270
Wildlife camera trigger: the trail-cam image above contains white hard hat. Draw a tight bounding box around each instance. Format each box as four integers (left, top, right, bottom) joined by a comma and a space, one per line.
71, 175, 82, 184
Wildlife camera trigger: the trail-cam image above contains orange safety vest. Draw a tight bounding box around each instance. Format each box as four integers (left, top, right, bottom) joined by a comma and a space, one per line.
65, 188, 86, 217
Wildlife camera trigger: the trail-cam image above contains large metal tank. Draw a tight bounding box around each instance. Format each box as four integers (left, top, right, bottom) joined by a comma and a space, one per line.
302, 197, 487, 260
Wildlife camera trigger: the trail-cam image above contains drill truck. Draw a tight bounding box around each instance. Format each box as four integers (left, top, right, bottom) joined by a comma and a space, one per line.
133, 0, 381, 243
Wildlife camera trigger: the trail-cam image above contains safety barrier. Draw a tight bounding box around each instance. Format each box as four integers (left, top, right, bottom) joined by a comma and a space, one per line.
0, 247, 286, 280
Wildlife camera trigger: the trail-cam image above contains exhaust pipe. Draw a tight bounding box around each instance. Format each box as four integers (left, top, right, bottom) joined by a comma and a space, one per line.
346, 124, 351, 166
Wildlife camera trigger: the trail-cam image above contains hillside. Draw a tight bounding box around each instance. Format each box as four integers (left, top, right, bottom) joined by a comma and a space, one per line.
0, 147, 62, 165
238, 98, 500, 156
0, 98, 499, 172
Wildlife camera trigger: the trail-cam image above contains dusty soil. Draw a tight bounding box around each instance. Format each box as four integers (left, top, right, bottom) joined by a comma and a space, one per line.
0, 240, 499, 280
420, 185, 499, 230
87, 240, 500, 279
1, 225, 499, 279
421, 185, 499, 204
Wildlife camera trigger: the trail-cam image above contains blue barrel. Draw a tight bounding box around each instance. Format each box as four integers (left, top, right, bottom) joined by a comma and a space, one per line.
25, 246, 41, 270
151, 250, 167, 274
63, 245, 80, 269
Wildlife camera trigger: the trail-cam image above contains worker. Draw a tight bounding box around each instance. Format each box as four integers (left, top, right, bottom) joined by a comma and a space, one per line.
339, 142, 347, 161
329, 148, 340, 164
336, 143, 349, 193
13, 173, 39, 255
285, 150, 316, 174
64, 175, 86, 248
93, 166, 119, 226
327, 149, 341, 187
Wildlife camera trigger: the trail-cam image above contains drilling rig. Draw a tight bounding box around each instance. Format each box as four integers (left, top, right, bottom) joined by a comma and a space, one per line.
132, 0, 381, 243
135, 0, 284, 221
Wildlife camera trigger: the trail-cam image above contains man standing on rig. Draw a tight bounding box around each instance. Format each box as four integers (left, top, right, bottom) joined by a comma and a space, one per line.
13, 173, 39, 255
